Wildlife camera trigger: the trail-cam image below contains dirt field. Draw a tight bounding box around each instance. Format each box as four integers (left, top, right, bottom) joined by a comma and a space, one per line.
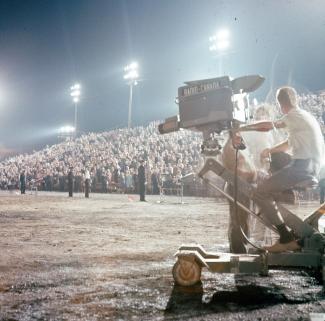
0, 191, 324, 321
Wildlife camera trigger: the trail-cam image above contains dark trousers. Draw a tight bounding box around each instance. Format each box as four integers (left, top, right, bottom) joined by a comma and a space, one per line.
85, 179, 90, 198
68, 184, 73, 197
226, 184, 250, 254
21, 184, 26, 194
254, 159, 317, 231
139, 183, 145, 201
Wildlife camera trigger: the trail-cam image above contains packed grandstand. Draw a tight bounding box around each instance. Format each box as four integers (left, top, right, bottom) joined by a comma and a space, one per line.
0, 93, 324, 195
0, 121, 203, 194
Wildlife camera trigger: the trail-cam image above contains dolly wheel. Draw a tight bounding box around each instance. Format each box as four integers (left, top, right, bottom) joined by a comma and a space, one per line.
172, 258, 201, 286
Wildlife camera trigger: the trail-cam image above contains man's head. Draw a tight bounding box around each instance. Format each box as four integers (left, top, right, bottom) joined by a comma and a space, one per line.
276, 86, 298, 114
254, 104, 273, 121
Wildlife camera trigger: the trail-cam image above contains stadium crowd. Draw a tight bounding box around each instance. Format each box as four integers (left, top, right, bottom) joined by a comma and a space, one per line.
0, 121, 203, 194
0, 92, 324, 195
299, 92, 325, 125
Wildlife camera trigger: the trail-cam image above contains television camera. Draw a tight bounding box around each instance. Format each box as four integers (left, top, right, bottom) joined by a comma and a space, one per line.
158, 75, 265, 154
159, 75, 325, 287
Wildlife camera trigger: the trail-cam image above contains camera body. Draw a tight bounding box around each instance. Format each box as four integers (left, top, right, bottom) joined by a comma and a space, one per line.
158, 75, 264, 138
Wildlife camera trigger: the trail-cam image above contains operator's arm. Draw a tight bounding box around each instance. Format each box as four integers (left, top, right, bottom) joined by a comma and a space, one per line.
260, 139, 290, 159
236, 119, 286, 132
270, 140, 290, 154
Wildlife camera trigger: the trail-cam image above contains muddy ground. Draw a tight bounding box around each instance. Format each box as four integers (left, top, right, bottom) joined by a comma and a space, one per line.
0, 191, 324, 321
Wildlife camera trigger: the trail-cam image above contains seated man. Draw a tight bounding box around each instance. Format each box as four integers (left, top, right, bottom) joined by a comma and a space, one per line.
235, 86, 324, 253
269, 151, 297, 204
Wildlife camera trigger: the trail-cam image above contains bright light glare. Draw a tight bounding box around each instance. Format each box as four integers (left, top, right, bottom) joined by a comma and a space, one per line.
217, 29, 229, 40
124, 70, 139, 80
216, 40, 229, 50
70, 83, 81, 90
209, 28, 230, 52
124, 61, 139, 82
70, 83, 81, 103
124, 62, 138, 72
59, 126, 75, 133
129, 62, 138, 69
70, 90, 81, 97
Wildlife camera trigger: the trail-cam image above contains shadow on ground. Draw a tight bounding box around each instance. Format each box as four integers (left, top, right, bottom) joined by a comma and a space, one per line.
164, 272, 324, 319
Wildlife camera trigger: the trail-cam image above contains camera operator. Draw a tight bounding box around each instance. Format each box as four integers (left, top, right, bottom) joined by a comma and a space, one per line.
138, 160, 146, 201
234, 86, 324, 253
84, 169, 91, 198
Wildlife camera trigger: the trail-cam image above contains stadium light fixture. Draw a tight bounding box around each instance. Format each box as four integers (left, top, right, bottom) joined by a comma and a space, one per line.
217, 29, 230, 40
58, 125, 75, 141
59, 125, 76, 134
70, 83, 81, 136
124, 62, 139, 129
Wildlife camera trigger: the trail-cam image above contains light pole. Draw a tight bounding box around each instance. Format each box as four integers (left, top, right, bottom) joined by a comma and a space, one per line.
124, 62, 139, 129
70, 83, 81, 136
209, 29, 230, 75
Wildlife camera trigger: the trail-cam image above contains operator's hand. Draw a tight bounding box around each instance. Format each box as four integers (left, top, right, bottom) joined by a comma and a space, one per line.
231, 133, 245, 150
230, 127, 240, 134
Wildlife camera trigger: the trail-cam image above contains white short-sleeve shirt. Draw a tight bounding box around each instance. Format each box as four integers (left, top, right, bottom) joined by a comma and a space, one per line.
281, 107, 324, 168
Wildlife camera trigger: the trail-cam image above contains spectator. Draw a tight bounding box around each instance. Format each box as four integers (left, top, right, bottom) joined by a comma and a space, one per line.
84, 169, 91, 198
68, 168, 74, 197
19, 170, 26, 194
138, 160, 146, 201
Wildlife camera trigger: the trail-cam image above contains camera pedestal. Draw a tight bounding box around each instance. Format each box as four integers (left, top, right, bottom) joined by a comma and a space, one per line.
172, 158, 325, 287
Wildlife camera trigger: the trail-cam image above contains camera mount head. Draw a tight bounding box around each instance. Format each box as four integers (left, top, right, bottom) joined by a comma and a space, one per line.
158, 74, 265, 155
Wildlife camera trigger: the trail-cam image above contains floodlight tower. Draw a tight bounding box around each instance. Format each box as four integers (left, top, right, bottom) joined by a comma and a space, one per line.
123, 62, 139, 129
70, 83, 81, 136
58, 125, 76, 141
209, 29, 230, 75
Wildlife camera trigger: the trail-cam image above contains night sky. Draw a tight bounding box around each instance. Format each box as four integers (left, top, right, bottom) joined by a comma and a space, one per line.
0, 0, 324, 151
